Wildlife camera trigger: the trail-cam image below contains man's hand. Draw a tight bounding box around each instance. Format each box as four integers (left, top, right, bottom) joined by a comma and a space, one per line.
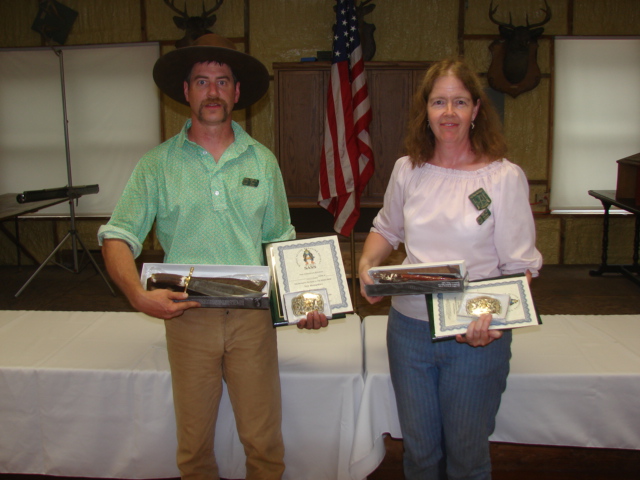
131, 288, 201, 320
297, 310, 329, 330
455, 313, 503, 347
101, 239, 201, 320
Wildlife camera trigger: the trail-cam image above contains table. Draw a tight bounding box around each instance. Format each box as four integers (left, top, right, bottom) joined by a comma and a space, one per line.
588, 189, 640, 285
350, 314, 640, 479
0, 193, 67, 265
0, 311, 364, 480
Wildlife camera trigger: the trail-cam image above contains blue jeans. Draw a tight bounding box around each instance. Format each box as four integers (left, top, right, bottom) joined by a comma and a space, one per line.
387, 307, 512, 480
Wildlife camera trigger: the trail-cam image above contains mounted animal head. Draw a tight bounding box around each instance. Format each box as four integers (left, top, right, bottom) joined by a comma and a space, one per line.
163, 0, 224, 48
487, 0, 551, 97
356, 0, 376, 61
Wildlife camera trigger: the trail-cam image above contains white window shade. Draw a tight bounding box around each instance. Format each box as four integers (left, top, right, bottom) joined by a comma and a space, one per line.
551, 38, 640, 211
0, 43, 161, 216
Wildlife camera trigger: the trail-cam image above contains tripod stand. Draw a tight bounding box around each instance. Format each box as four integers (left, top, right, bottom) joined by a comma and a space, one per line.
15, 48, 115, 297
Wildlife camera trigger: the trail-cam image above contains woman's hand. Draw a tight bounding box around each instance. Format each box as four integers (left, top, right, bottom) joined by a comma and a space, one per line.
358, 232, 394, 305
455, 313, 503, 347
359, 268, 385, 305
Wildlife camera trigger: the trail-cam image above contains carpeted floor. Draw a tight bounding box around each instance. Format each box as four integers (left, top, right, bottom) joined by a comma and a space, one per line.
2, 260, 640, 317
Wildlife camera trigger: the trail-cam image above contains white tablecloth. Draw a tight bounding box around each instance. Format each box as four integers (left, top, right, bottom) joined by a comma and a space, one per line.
349, 314, 640, 479
0, 311, 364, 480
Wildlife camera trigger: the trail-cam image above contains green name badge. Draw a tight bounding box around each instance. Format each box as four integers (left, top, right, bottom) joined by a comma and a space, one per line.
469, 188, 491, 211
476, 208, 491, 225
242, 178, 259, 188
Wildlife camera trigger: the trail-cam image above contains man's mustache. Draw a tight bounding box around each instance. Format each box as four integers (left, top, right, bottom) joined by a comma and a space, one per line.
200, 97, 228, 108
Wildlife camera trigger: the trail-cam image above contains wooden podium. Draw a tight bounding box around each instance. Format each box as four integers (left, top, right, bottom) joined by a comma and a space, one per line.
616, 152, 640, 206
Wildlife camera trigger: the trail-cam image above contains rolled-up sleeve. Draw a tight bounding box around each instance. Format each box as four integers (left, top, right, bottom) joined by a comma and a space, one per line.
97, 158, 158, 259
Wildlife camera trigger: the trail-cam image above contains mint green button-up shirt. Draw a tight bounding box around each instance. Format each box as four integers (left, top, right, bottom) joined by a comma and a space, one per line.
98, 120, 295, 266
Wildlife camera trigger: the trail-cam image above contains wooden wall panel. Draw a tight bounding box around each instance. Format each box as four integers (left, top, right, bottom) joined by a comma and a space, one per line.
366, 67, 428, 200
274, 62, 430, 207
274, 66, 328, 204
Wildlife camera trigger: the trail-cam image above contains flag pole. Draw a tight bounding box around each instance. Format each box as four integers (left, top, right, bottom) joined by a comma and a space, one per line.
350, 231, 358, 315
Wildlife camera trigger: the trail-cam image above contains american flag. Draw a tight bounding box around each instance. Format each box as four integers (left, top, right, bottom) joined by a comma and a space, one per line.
318, 0, 374, 237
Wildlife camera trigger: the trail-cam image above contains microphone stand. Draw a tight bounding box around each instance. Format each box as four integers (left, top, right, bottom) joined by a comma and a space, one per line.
15, 48, 115, 297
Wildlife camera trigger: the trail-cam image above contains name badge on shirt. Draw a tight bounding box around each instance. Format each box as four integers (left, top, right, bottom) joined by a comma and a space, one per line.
242, 178, 260, 188
469, 188, 491, 211
476, 208, 491, 225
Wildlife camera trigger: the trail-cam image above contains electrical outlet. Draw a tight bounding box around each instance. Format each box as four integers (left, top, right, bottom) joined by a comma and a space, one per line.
535, 192, 549, 206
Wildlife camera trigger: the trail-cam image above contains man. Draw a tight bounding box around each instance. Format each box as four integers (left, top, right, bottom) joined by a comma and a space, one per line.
98, 34, 327, 480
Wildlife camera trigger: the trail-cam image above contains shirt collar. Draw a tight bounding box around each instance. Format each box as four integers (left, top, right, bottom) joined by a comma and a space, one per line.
178, 119, 256, 158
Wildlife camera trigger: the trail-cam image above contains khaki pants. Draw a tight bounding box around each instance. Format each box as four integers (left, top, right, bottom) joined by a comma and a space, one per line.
165, 307, 285, 480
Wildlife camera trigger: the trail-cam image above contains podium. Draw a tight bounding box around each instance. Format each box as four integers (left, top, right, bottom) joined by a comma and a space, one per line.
615, 152, 640, 206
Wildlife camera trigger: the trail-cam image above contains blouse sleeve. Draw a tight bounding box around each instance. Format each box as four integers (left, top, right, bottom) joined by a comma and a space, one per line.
371, 157, 410, 250
492, 162, 543, 277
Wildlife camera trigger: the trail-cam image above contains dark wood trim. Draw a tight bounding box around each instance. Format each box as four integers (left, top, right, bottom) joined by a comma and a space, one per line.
273, 61, 432, 71
457, 0, 466, 55
567, 0, 575, 36
548, 38, 556, 193
139, 0, 148, 43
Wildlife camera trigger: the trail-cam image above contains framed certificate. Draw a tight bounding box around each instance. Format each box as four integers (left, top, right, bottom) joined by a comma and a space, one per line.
427, 274, 540, 340
265, 236, 353, 326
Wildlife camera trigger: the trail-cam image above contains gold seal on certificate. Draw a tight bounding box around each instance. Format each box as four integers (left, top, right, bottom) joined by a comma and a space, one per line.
265, 236, 353, 326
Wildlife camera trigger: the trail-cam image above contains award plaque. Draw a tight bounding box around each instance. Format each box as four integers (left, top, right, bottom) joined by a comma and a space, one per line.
265, 236, 353, 326
427, 274, 540, 340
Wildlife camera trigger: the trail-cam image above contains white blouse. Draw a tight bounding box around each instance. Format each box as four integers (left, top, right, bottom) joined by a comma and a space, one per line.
372, 156, 543, 321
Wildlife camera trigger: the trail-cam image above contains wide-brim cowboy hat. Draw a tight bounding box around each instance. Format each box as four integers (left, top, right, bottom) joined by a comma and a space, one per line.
152, 34, 269, 110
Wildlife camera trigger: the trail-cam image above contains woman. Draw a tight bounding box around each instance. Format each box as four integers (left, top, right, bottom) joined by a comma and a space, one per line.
359, 58, 543, 479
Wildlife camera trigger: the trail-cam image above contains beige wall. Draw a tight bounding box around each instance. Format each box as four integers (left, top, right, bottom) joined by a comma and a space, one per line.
1, 0, 639, 266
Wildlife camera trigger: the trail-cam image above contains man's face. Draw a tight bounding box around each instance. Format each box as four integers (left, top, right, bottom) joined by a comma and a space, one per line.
183, 62, 240, 127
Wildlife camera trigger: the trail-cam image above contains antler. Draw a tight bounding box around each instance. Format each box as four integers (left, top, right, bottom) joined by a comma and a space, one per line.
527, 0, 552, 29
488, 1, 514, 28
202, 0, 224, 18
163, 0, 188, 18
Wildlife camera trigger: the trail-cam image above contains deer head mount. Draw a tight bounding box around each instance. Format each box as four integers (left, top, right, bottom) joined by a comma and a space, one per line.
487, 0, 551, 98
356, 0, 376, 61
163, 0, 224, 48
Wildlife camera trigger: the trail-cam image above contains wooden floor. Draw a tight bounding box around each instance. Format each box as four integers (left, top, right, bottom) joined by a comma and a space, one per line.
1, 255, 640, 480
